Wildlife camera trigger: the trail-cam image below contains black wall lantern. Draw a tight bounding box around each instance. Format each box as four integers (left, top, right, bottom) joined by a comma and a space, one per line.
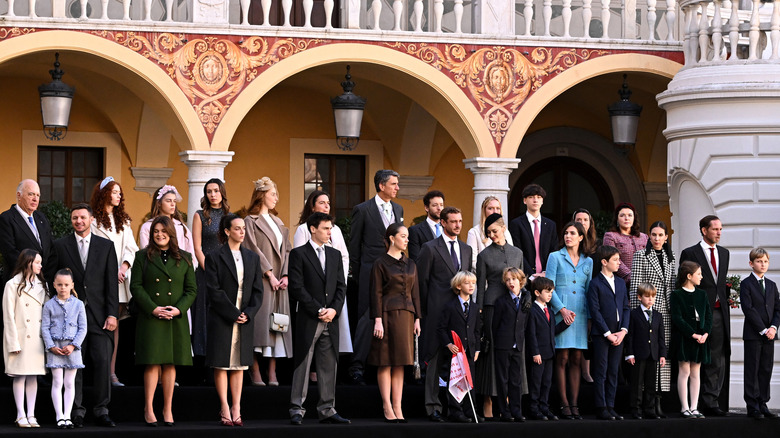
608, 74, 642, 154
330, 65, 366, 151
38, 53, 75, 141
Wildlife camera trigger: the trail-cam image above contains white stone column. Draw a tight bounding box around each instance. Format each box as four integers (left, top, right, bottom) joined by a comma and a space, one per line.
179, 150, 235, 228
472, 0, 515, 36
463, 157, 521, 229
658, 63, 780, 409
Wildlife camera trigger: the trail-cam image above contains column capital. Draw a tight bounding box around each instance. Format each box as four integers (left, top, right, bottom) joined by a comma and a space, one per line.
398, 175, 435, 202
178, 150, 235, 166
178, 150, 235, 228
463, 157, 520, 229
130, 167, 174, 196
463, 157, 521, 174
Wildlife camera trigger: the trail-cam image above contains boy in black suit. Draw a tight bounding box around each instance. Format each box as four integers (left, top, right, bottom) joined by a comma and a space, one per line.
508, 184, 557, 279
740, 248, 780, 419
492, 267, 532, 422
588, 245, 631, 421
526, 276, 569, 421
438, 271, 481, 423
624, 283, 667, 419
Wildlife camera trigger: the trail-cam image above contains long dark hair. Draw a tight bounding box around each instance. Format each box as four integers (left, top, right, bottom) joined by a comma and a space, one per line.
384, 223, 407, 250
146, 216, 189, 266
298, 190, 329, 226
200, 178, 230, 226
571, 208, 597, 255
91, 180, 131, 233
218, 213, 242, 245
645, 220, 675, 262
560, 221, 588, 256
676, 261, 701, 289
12, 248, 48, 297
611, 202, 641, 237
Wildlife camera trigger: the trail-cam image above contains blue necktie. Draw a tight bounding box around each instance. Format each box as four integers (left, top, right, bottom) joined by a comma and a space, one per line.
449, 241, 460, 271
27, 216, 40, 243
514, 297, 520, 310
435, 223, 441, 238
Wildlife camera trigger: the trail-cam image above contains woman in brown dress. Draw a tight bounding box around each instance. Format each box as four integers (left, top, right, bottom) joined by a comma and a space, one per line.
368, 223, 422, 423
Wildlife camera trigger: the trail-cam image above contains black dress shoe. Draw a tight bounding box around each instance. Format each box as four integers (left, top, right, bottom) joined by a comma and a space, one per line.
514, 415, 526, 423
429, 411, 445, 422
643, 411, 659, 419
609, 408, 623, 420
72, 417, 84, 428
760, 408, 778, 418
96, 415, 116, 427
499, 415, 514, 422
531, 413, 548, 421
546, 413, 559, 421
748, 410, 764, 420
290, 414, 303, 425
630, 410, 643, 420
706, 407, 729, 417
320, 413, 351, 424
348, 372, 366, 386
597, 409, 615, 421
449, 414, 472, 423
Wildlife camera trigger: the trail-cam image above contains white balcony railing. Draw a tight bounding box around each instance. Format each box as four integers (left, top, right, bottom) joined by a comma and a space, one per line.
681, 0, 780, 65
2, 0, 682, 44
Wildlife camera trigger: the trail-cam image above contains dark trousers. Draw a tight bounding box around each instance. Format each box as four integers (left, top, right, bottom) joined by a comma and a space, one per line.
349, 263, 373, 375
592, 335, 623, 408
743, 338, 775, 412
424, 348, 445, 415
73, 329, 113, 418
701, 310, 727, 409
446, 349, 476, 419
629, 358, 658, 412
528, 357, 553, 416
495, 348, 525, 418
290, 323, 338, 419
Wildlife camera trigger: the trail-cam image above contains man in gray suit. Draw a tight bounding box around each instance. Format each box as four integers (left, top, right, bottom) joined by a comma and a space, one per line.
417, 206, 472, 422
288, 212, 349, 425
348, 170, 403, 385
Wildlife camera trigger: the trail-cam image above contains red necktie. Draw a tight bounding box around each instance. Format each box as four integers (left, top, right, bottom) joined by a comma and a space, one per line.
544, 306, 550, 322
534, 219, 542, 274
709, 247, 718, 276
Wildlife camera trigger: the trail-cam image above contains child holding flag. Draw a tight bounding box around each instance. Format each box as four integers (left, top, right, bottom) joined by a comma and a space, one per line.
438, 271, 481, 423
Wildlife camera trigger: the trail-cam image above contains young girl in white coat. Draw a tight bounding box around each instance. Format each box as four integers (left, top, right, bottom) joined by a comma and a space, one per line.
2, 249, 48, 428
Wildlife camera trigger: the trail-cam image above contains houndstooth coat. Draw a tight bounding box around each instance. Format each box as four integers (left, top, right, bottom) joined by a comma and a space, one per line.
630, 247, 676, 392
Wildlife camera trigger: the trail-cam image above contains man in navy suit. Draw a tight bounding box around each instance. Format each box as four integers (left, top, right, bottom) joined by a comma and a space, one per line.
288, 212, 350, 425
588, 245, 630, 421
417, 206, 472, 422
347, 170, 403, 384
0, 179, 57, 283
680, 215, 731, 416
624, 283, 667, 419
508, 184, 557, 279
53, 204, 118, 427
408, 190, 445, 262
740, 248, 780, 419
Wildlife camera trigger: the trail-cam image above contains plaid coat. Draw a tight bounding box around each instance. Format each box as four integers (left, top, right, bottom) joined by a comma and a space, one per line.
629, 248, 675, 392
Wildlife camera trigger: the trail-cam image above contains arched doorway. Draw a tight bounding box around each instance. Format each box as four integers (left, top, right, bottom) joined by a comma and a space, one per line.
509, 157, 614, 235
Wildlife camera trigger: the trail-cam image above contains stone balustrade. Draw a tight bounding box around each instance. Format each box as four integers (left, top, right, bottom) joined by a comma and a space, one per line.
2, 0, 681, 44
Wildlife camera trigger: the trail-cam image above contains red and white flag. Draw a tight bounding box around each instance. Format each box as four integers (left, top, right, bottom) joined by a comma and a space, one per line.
448, 331, 473, 403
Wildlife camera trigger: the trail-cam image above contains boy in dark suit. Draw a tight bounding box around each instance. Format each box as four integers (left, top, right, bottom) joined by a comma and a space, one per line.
740, 248, 780, 419
508, 184, 557, 279
526, 276, 569, 421
438, 271, 481, 423
624, 282, 667, 419
588, 245, 631, 421
492, 267, 532, 422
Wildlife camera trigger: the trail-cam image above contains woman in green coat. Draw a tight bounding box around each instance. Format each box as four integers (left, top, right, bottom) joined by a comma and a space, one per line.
130, 216, 197, 426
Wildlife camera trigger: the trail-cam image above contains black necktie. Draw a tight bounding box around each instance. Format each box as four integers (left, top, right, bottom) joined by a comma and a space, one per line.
645, 309, 652, 323
514, 297, 520, 311
449, 241, 460, 271
463, 301, 469, 318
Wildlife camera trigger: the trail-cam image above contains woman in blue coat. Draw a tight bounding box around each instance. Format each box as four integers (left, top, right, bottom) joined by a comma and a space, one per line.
546, 222, 593, 420
130, 216, 197, 426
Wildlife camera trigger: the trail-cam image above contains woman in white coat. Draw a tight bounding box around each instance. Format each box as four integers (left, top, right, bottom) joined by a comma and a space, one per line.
3, 249, 48, 428
90, 177, 138, 387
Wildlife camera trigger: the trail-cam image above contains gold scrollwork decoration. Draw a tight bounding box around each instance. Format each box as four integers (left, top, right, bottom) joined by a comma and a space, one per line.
94, 31, 325, 135
0, 27, 36, 40
387, 42, 606, 146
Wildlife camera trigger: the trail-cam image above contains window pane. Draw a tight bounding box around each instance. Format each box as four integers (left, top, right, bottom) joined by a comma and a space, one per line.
85, 150, 102, 176
72, 177, 84, 203
52, 177, 66, 202
39, 150, 51, 175
52, 151, 66, 175
39, 177, 51, 202
71, 151, 84, 176
348, 158, 362, 183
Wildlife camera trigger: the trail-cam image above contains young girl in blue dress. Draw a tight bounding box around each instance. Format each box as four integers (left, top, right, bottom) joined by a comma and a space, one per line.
42, 268, 87, 429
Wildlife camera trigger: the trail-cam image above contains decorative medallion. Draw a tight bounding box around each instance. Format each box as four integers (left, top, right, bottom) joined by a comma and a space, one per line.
386, 43, 607, 150
93, 31, 325, 137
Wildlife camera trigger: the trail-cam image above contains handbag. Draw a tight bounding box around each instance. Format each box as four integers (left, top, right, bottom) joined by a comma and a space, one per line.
270, 293, 290, 333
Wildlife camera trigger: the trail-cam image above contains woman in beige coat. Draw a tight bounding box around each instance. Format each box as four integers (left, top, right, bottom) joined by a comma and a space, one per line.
242, 177, 291, 386
3, 249, 48, 428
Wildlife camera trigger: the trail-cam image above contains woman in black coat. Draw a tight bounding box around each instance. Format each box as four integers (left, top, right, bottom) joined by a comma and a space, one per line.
205, 214, 264, 426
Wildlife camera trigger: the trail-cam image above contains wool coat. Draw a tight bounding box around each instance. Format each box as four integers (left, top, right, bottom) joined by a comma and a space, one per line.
204, 244, 264, 368
2, 274, 47, 375
130, 249, 197, 365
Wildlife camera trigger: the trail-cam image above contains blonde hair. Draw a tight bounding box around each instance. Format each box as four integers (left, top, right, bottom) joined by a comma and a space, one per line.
479, 196, 503, 244
248, 177, 278, 216
502, 266, 527, 289
450, 270, 477, 293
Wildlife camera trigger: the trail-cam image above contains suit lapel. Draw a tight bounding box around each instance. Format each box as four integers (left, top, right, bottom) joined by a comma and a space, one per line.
422, 223, 434, 241
12, 209, 42, 251
458, 241, 469, 272
717, 246, 728, 286
64, 234, 85, 276
391, 202, 403, 225
519, 218, 534, 257
252, 215, 282, 260
219, 245, 238, 283
304, 244, 326, 280
693, 246, 716, 285
365, 200, 386, 231
149, 252, 170, 276
435, 236, 457, 274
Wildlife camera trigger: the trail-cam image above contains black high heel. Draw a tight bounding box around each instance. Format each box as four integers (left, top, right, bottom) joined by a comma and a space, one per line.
560, 406, 573, 420
571, 405, 582, 420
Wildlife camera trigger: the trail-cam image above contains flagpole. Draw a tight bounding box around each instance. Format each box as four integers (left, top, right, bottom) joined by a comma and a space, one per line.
466, 389, 478, 424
